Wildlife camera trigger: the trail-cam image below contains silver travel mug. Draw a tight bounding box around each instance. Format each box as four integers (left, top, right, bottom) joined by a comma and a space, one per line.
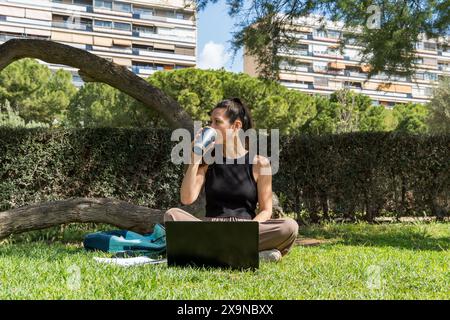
193, 127, 217, 155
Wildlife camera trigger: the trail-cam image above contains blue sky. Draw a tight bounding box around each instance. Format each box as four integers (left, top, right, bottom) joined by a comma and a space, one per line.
196, 1, 243, 73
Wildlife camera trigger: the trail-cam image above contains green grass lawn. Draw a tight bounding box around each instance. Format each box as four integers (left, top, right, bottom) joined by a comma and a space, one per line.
0, 222, 449, 299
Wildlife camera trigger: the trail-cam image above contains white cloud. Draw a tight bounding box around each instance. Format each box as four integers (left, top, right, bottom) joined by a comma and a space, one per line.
197, 41, 231, 70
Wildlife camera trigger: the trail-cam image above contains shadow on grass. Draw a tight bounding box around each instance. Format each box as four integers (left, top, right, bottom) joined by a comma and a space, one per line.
299, 222, 450, 251
0, 242, 86, 261
0, 223, 106, 259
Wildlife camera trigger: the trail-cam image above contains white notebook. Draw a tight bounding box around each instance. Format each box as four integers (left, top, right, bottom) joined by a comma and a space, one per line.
94, 256, 167, 267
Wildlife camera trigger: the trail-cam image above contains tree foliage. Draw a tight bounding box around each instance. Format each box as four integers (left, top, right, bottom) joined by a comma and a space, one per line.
0, 100, 49, 128
0, 59, 437, 134
195, 0, 450, 80
427, 76, 450, 133
0, 58, 76, 125
393, 102, 429, 133
65, 82, 158, 128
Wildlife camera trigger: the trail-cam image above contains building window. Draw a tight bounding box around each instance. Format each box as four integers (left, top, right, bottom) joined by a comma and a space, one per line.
314, 29, 327, 38
344, 81, 362, 89
294, 32, 310, 39
424, 42, 437, 51
94, 20, 112, 28
346, 37, 358, 45
379, 101, 396, 108
294, 43, 309, 55
133, 25, 156, 34
416, 41, 438, 51
74, 0, 92, 5
416, 72, 438, 81
344, 48, 359, 60
424, 72, 438, 81
134, 7, 154, 16
314, 77, 329, 87
164, 10, 176, 18
133, 44, 153, 51
423, 57, 437, 66
327, 30, 341, 39
438, 62, 449, 71
114, 22, 131, 31
114, 2, 131, 12
94, 0, 112, 10
391, 75, 407, 82
313, 61, 327, 73
313, 44, 328, 55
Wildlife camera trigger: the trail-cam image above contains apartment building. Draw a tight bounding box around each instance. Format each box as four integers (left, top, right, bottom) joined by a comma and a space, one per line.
0, 0, 197, 86
244, 15, 450, 106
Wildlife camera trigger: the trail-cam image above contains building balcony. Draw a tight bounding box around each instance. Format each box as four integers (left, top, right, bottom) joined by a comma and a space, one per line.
327, 69, 345, 76
132, 12, 195, 26
278, 48, 312, 57
133, 48, 195, 62
0, 33, 50, 42
279, 65, 312, 73
133, 31, 195, 43
132, 13, 174, 22
313, 52, 344, 59
344, 70, 367, 78
130, 66, 158, 75
91, 45, 132, 55
438, 65, 450, 72
280, 81, 314, 90
51, 1, 94, 13
51, 21, 93, 31
312, 67, 328, 74
0, 0, 93, 13
312, 35, 340, 42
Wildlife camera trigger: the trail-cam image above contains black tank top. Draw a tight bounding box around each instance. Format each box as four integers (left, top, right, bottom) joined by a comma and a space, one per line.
204, 151, 258, 220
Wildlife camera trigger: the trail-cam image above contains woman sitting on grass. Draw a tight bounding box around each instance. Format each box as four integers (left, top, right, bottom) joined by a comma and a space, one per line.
164, 98, 298, 262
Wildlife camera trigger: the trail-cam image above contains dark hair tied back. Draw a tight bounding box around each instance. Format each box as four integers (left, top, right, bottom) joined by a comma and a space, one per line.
210, 97, 253, 131
207, 97, 254, 151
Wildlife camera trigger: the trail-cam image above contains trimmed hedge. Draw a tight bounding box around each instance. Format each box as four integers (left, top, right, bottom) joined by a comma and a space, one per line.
276, 132, 450, 221
0, 128, 183, 211
0, 128, 448, 222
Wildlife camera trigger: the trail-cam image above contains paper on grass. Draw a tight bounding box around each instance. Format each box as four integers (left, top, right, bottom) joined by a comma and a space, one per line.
94, 256, 167, 267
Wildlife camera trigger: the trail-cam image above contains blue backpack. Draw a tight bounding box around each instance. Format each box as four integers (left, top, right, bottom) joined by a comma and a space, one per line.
83, 224, 166, 256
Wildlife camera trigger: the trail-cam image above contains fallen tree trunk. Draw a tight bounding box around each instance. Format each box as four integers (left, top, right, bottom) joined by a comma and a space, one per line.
0, 198, 165, 239
0, 191, 284, 239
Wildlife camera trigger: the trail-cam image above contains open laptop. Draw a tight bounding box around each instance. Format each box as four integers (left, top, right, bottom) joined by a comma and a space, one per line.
165, 221, 259, 270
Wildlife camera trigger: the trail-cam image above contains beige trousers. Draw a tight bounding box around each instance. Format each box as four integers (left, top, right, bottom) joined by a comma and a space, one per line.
164, 207, 299, 256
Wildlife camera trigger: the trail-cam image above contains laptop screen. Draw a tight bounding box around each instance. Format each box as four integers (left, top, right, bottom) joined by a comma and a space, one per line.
165, 221, 259, 270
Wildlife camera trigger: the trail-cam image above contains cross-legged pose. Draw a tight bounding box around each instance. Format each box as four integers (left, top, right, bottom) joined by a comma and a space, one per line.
165, 98, 298, 262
